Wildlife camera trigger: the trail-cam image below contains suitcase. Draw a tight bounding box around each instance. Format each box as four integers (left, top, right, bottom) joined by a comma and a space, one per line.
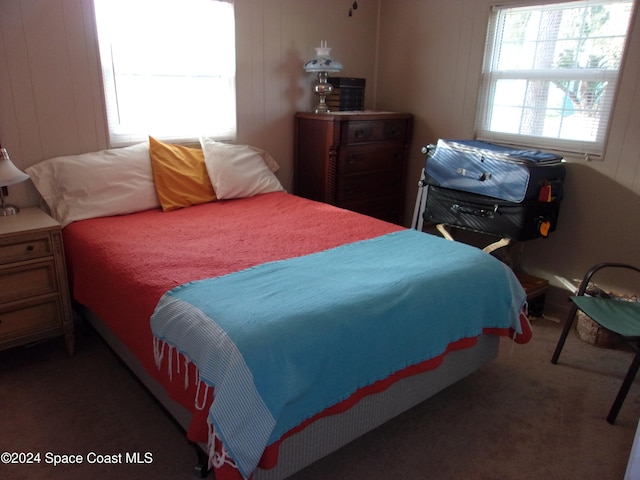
424, 185, 560, 241
424, 139, 565, 203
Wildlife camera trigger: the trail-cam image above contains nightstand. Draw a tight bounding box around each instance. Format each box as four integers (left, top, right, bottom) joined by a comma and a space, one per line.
0, 208, 74, 355
294, 111, 413, 225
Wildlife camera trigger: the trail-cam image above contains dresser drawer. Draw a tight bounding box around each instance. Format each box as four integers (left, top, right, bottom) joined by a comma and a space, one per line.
336, 171, 404, 203
0, 235, 52, 265
341, 119, 409, 144
338, 143, 405, 175
0, 261, 57, 304
0, 298, 61, 341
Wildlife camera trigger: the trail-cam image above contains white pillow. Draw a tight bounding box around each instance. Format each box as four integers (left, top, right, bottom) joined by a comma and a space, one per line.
200, 138, 284, 200
26, 142, 160, 227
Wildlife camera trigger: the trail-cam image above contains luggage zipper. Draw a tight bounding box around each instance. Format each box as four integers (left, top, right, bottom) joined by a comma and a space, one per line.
451, 203, 498, 218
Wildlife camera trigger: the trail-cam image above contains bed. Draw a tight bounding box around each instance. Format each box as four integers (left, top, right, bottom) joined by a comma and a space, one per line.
25, 137, 531, 480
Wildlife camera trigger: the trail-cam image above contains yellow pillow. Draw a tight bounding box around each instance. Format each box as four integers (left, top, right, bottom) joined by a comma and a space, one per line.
149, 136, 217, 211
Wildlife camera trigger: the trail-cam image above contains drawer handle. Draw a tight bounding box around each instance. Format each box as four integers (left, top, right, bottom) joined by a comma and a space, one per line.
26, 245, 34, 252
348, 155, 357, 165
354, 128, 366, 139
390, 127, 400, 137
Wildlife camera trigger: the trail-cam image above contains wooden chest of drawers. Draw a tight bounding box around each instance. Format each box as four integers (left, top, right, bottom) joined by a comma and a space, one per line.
0, 208, 74, 354
294, 111, 413, 224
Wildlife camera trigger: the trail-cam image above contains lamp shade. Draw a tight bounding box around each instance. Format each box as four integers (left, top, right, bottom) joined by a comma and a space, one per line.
304, 41, 343, 73
0, 148, 29, 187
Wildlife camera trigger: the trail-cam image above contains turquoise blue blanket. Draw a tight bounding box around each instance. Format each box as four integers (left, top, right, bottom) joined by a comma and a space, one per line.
150, 229, 527, 478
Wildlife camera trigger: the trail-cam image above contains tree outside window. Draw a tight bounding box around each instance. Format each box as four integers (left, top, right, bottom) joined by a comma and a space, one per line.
477, 0, 633, 157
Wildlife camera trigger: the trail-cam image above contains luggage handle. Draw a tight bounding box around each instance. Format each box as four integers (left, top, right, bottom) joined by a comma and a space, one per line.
451, 203, 498, 218
454, 167, 492, 182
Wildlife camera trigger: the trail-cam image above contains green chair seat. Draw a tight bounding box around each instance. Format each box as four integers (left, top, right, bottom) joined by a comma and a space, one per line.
571, 296, 640, 339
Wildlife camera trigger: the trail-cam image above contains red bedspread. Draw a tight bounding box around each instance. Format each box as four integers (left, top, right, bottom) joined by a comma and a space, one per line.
64, 192, 530, 479
63, 192, 402, 440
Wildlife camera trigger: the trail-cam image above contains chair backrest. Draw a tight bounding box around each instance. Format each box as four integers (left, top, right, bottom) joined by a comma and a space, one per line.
574, 263, 640, 298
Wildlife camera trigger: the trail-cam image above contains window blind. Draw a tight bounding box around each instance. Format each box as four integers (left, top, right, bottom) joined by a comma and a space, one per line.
93, 0, 236, 147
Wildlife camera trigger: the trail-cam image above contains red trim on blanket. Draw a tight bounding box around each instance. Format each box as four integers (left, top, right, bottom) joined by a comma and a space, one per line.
205, 313, 530, 480
257, 334, 478, 470
213, 307, 531, 479
484, 310, 532, 345
257, 313, 531, 471
159, 308, 530, 480
161, 335, 480, 480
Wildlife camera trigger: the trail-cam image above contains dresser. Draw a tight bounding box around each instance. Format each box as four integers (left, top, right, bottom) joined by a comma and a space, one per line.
294, 111, 413, 225
0, 208, 74, 355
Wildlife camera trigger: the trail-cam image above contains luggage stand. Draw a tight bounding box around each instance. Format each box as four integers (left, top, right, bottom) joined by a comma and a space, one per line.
410, 169, 428, 231
411, 169, 512, 255
435, 223, 511, 254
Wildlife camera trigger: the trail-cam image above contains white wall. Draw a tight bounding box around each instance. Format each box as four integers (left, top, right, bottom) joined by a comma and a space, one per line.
377, 0, 640, 311
233, 0, 380, 188
0, 0, 380, 202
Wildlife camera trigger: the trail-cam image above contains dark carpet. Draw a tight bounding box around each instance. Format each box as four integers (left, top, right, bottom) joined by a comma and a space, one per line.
1, 317, 638, 479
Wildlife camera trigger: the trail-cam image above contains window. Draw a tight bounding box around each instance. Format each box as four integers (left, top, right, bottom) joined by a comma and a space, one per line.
93, 0, 236, 147
476, 0, 634, 157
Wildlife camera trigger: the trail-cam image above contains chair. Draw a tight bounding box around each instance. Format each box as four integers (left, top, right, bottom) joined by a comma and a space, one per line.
551, 262, 640, 424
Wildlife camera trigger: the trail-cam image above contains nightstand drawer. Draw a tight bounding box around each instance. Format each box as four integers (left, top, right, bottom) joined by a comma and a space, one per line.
339, 144, 405, 174
0, 236, 52, 264
0, 208, 74, 354
0, 261, 57, 304
0, 298, 61, 341
341, 119, 409, 144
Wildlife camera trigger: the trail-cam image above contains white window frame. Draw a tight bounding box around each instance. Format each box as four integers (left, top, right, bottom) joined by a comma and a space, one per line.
476, 0, 634, 159
93, 0, 236, 147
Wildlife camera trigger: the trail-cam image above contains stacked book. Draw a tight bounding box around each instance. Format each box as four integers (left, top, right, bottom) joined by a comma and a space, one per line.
327, 77, 365, 111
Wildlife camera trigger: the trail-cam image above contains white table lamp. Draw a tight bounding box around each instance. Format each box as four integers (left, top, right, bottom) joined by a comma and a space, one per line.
304, 41, 343, 114
0, 148, 30, 215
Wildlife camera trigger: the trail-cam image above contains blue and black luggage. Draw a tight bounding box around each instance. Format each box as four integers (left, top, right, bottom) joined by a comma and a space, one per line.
422, 139, 566, 240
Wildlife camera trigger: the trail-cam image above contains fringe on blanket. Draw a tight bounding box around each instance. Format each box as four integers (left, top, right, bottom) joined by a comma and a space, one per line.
208, 421, 239, 471
153, 338, 243, 476
153, 338, 211, 409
